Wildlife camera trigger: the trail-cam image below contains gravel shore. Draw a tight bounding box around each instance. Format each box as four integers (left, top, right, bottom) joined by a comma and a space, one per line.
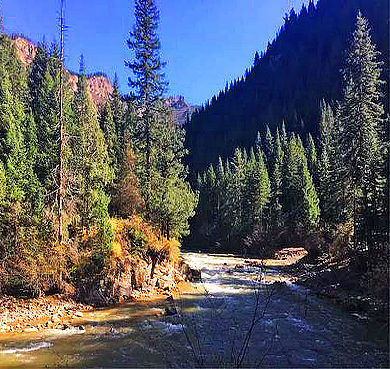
0, 294, 92, 334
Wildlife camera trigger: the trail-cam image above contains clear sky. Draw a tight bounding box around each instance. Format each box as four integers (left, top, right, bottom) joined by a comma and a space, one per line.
2, 0, 313, 106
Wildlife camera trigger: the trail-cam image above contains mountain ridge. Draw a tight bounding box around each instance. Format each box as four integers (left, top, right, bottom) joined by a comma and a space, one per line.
12, 35, 199, 122
185, 0, 389, 175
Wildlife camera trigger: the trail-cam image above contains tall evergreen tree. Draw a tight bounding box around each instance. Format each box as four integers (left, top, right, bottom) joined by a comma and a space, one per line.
111, 73, 126, 156
226, 148, 246, 241
318, 100, 336, 222
149, 103, 197, 238
281, 121, 288, 151
70, 56, 113, 249
336, 12, 386, 253
299, 161, 320, 226
256, 149, 271, 229
112, 130, 143, 217
100, 101, 119, 177
126, 0, 167, 219
28, 42, 59, 200
306, 132, 318, 186
264, 125, 274, 168
0, 34, 41, 260
271, 128, 284, 227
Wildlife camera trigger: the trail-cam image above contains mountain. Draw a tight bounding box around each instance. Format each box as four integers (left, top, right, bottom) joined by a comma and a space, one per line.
12, 36, 198, 118
11, 35, 113, 108
185, 0, 389, 176
164, 95, 199, 126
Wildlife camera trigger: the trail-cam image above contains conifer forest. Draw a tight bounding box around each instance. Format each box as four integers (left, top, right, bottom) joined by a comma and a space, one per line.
186, 0, 389, 299
0, 0, 388, 352
0, 0, 198, 296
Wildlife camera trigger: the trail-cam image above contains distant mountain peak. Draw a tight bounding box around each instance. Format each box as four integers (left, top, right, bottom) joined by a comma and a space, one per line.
165, 95, 199, 126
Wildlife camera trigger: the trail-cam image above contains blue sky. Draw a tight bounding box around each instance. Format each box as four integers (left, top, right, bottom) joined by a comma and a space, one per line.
2, 0, 313, 105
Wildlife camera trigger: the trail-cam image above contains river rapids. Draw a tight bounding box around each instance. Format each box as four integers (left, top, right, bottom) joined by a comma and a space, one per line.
0, 252, 388, 368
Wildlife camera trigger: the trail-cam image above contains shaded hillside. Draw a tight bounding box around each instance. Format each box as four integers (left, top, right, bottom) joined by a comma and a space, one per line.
185, 0, 389, 175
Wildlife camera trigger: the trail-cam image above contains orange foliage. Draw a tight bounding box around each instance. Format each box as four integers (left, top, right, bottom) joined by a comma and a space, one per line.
109, 216, 181, 262
81, 226, 99, 242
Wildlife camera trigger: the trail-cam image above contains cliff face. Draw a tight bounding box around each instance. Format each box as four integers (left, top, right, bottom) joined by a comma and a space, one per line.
13, 37, 36, 66
12, 36, 113, 108
165, 95, 199, 126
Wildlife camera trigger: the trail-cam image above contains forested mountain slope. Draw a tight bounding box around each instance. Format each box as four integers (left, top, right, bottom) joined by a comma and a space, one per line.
185, 0, 389, 175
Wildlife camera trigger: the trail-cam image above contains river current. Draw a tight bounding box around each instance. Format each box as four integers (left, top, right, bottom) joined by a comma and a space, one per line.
0, 252, 388, 368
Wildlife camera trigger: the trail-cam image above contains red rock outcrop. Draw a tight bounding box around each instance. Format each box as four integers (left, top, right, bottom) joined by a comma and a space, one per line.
12, 37, 36, 66
11, 36, 113, 108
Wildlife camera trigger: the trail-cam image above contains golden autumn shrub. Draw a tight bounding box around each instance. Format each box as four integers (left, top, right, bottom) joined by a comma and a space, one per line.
109, 216, 181, 263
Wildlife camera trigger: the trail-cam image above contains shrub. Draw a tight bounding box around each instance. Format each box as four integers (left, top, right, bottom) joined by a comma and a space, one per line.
109, 216, 181, 263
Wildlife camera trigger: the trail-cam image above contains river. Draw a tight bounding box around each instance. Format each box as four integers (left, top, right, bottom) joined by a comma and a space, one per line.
0, 252, 388, 368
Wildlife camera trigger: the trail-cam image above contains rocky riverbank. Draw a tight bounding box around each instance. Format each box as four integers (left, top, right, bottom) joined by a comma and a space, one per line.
285, 254, 389, 323
0, 257, 200, 335
0, 294, 92, 334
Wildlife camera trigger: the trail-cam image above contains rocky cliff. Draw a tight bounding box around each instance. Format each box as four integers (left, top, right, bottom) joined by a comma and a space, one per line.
164, 95, 199, 126
12, 36, 113, 108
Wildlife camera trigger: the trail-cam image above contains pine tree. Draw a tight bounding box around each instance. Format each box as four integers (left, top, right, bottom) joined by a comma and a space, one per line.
256, 149, 271, 229
148, 103, 197, 238
226, 148, 246, 242
299, 162, 320, 226
28, 42, 59, 199
71, 56, 113, 249
126, 0, 167, 219
264, 125, 274, 168
271, 128, 284, 227
336, 12, 386, 253
318, 100, 336, 222
100, 101, 119, 177
111, 73, 126, 156
306, 132, 318, 187
255, 131, 262, 160
112, 131, 143, 217
281, 121, 288, 151
254, 51, 260, 67
283, 134, 318, 229
0, 34, 42, 259
243, 148, 259, 232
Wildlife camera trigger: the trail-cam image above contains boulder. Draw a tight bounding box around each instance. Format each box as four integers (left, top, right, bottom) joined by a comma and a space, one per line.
178, 260, 202, 282
117, 270, 133, 302
132, 259, 152, 290
77, 257, 181, 306
78, 277, 113, 307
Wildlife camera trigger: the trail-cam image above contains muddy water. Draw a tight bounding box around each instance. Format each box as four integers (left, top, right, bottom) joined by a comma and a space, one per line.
0, 252, 388, 368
